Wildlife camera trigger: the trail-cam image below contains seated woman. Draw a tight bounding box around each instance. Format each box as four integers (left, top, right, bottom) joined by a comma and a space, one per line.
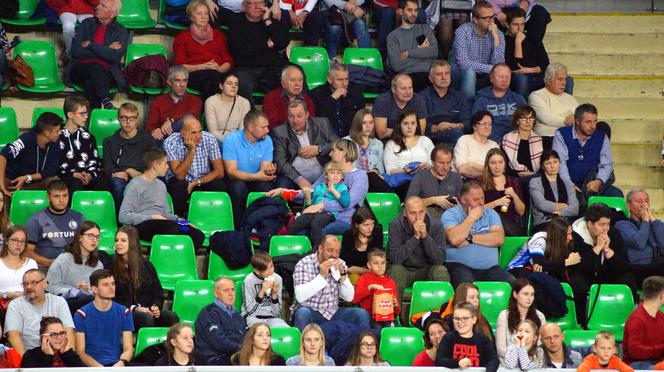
344, 109, 392, 193
481, 148, 527, 236
155, 323, 196, 366
231, 323, 285, 365
173, 0, 233, 102
0, 226, 38, 311
529, 149, 579, 232
495, 278, 546, 365
412, 319, 449, 366
346, 331, 389, 366
46, 221, 107, 313
21, 316, 84, 367
454, 111, 499, 179
111, 226, 179, 331
383, 110, 434, 200
341, 207, 384, 283
507, 216, 579, 280
501, 106, 543, 183
204, 72, 251, 146
286, 323, 335, 366
44, 0, 94, 61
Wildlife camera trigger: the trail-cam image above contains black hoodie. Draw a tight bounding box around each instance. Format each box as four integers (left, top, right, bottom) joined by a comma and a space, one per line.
102, 129, 156, 179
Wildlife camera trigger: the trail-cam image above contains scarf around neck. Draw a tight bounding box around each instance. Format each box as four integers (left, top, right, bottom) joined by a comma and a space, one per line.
190, 23, 213, 45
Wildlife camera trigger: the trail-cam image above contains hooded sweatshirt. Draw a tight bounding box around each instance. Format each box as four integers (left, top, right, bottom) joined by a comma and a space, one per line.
471, 86, 526, 141
1, 128, 61, 180
58, 127, 101, 179
102, 129, 156, 179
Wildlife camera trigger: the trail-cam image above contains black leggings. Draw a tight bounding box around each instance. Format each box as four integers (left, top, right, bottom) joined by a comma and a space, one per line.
132, 309, 179, 332
136, 220, 206, 250
188, 69, 224, 102
286, 212, 335, 247
70, 61, 114, 109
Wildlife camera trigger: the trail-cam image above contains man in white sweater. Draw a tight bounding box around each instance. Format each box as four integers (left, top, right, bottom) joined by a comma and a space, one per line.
529, 62, 578, 138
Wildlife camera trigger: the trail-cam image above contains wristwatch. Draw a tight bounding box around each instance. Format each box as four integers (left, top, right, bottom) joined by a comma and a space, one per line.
120, 359, 129, 365
2, 291, 8, 299
465, 234, 473, 244
25, 174, 32, 184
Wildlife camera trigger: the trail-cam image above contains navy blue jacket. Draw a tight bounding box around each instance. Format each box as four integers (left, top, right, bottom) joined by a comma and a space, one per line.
1, 128, 61, 180
195, 302, 246, 365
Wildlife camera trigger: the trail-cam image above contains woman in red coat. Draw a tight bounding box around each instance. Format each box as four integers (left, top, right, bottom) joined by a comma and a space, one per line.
173, 0, 234, 102
45, 0, 97, 59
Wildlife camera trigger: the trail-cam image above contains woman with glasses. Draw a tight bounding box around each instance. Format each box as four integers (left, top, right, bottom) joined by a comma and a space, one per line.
346, 331, 389, 366
21, 316, 84, 367
501, 106, 543, 179
0, 226, 37, 320
46, 221, 108, 313
454, 111, 499, 179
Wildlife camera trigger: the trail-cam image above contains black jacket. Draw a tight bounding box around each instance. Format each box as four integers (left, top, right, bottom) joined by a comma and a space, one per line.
112, 258, 165, 309
102, 129, 156, 178
21, 348, 85, 367
568, 226, 630, 283
310, 82, 366, 138
0, 128, 62, 180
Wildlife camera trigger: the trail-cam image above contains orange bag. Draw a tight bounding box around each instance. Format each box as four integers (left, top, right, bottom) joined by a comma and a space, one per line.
372, 288, 395, 322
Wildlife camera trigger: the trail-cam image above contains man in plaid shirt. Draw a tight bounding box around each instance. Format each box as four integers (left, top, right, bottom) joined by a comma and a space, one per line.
290, 235, 371, 331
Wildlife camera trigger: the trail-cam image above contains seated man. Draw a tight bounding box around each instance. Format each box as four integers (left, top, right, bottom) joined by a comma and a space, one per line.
223, 110, 277, 226
616, 189, 664, 288
471, 63, 526, 142
623, 276, 664, 369
386, 0, 438, 92
164, 115, 226, 216
530, 63, 578, 139
59, 95, 103, 193
387, 196, 449, 308
146, 66, 203, 143
291, 235, 371, 331
373, 74, 428, 139
263, 65, 317, 128
568, 203, 635, 327
271, 99, 338, 190
279, 0, 324, 47
103, 103, 156, 209
420, 60, 470, 147
206, 0, 281, 26
4, 269, 75, 356
25, 180, 84, 268
540, 322, 584, 368
310, 63, 365, 138
406, 144, 463, 220
74, 269, 133, 367
0, 112, 62, 196
452, 0, 505, 102
442, 180, 515, 288
195, 277, 247, 365
552, 103, 623, 202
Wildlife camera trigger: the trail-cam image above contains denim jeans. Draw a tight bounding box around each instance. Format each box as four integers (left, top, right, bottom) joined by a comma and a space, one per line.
323, 12, 371, 59
292, 306, 371, 331
110, 177, 129, 212
321, 219, 351, 236
451, 67, 491, 104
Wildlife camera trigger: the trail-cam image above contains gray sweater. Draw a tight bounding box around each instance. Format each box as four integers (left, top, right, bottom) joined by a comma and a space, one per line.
387, 24, 438, 74
242, 272, 283, 319
529, 176, 579, 227
119, 176, 178, 225
387, 214, 446, 268
46, 252, 103, 296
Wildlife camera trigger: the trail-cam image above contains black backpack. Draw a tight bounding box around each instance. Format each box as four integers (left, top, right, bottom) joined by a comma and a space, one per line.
241, 197, 291, 252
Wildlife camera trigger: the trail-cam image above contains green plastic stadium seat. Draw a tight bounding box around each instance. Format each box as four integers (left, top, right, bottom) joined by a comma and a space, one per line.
365, 192, 401, 247
14, 41, 65, 93
31, 108, 65, 128
188, 192, 234, 246
172, 279, 215, 328
379, 327, 424, 366
9, 190, 47, 225
0, 0, 46, 26
71, 191, 117, 254
271, 327, 301, 359
408, 281, 454, 326
586, 284, 634, 341
134, 327, 169, 357
246, 191, 266, 207
149, 235, 199, 291
588, 196, 629, 218
0, 107, 19, 151
289, 47, 329, 90
117, 0, 157, 29
499, 236, 529, 269
88, 109, 120, 157
563, 329, 598, 349
342, 47, 383, 99
474, 281, 511, 329
550, 282, 579, 331
269, 235, 312, 257
125, 44, 169, 95
157, 0, 188, 30
207, 252, 253, 283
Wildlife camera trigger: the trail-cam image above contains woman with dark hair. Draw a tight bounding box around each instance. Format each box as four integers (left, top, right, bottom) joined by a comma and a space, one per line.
481, 148, 526, 236
344, 109, 392, 193
0, 226, 37, 304
495, 278, 546, 365
111, 226, 179, 331
506, 216, 579, 280
21, 316, 84, 367
501, 106, 544, 179
231, 323, 285, 365
346, 331, 389, 366
529, 149, 579, 232
454, 111, 499, 179
204, 72, 251, 145
46, 221, 106, 312
155, 323, 196, 366
340, 207, 384, 282
412, 318, 450, 366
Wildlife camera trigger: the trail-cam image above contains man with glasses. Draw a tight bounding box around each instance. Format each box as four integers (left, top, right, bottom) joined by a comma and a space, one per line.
452, 0, 505, 103
58, 95, 103, 193
4, 269, 75, 356
25, 180, 84, 268
102, 103, 156, 210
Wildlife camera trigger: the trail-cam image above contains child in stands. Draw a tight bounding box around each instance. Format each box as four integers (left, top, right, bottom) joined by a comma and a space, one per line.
242, 251, 287, 327
504, 319, 543, 369
352, 249, 400, 328
577, 331, 633, 372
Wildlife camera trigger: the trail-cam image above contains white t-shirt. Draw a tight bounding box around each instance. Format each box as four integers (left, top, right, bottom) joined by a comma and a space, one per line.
4, 293, 74, 350
454, 134, 499, 169
383, 136, 434, 173
0, 258, 38, 292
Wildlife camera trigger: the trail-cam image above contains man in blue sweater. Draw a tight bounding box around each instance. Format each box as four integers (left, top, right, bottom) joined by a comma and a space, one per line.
195, 277, 247, 365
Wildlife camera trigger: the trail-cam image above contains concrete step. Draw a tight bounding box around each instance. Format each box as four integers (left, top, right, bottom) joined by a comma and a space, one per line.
549, 52, 664, 76
545, 33, 664, 54
574, 97, 664, 120
548, 14, 664, 34
614, 164, 664, 188
610, 120, 664, 143
573, 77, 664, 99
611, 142, 662, 167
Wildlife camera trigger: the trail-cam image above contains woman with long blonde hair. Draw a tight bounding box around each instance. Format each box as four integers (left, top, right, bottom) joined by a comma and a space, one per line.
286, 324, 335, 366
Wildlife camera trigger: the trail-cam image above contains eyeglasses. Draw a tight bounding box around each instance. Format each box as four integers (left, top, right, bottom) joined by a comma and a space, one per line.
74, 111, 89, 117
518, 116, 535, 121
453, 316, 473, 323
8, 238, 27, 245
42, 331, 67, 338
361, 342, 376, 348
118, 115, 139, 122
476, 122, 492, 127
22, 278, 45, 288
83, 233, 101, 240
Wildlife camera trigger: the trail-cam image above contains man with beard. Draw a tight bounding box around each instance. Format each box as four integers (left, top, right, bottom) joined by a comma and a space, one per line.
5, 269, 75, 355
25, 180, 84, 268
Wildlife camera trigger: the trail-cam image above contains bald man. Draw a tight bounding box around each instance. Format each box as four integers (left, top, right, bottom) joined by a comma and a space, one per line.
262, 65, 317, 128
164, 115, 226, 216
540, 323, 584, 368
387, 196, 449, 307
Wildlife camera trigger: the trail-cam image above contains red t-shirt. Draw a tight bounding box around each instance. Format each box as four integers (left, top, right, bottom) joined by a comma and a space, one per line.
412, 350, 435, 367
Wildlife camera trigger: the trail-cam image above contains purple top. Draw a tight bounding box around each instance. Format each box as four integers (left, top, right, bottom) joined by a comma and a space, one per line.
483, 175, 523, 221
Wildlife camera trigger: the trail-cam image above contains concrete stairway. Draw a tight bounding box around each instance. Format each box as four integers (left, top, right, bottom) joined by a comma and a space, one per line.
545, 14, 664, 217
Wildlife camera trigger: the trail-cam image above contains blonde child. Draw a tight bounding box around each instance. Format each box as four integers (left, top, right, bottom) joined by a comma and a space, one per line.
504, 319, 543, 370
577, 331, 633, 372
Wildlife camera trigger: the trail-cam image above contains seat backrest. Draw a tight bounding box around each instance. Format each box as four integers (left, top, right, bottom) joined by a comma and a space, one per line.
134, 327, 169, 357
289, 47, 329, 90
125, 43, 167, 66
172, 279, 215, 328
474, 281, 512, 329
17, 0, 41, 20
379, 327, 424, 366
188, 191, 234, 237
408, 281, 454, 326
550, 282, 579, 331
70, 191, 117, 233
270, 326, 301, 359
499, 236, 529, 269
14, 40, 61, 87
0, 107, 19, 150
149, 235, 198, 291
246, 191, 266, 207
207, 252, 252, 283
586, 284, 634, 340
117, 0, 156, 27
269, 235, 312, 257
588, 196, 629, 218
9, 190, 47, 225
88, 109, 120, 157
31, 108, 65, 128
342, 48, 384, 71
563, 330, 598, 349
365, 192, 401, 230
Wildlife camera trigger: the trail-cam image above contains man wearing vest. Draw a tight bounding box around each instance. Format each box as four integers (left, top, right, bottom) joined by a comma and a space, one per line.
552, 103, 623, 209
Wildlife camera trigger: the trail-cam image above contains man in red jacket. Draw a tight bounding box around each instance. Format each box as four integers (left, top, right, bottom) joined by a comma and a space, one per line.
262, 65, 316, 127
623, 276, 664, 369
